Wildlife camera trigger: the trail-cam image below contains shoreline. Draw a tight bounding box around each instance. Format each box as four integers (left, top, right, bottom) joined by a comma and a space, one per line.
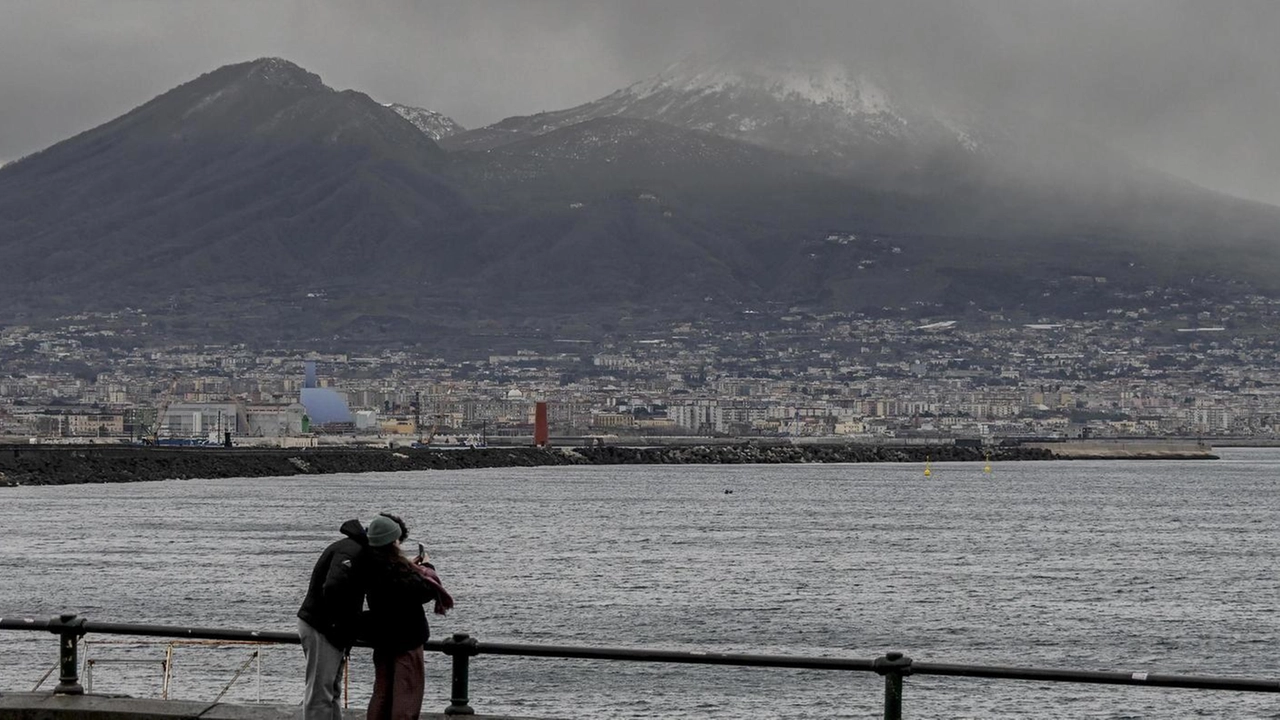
0, 442, 1217, 487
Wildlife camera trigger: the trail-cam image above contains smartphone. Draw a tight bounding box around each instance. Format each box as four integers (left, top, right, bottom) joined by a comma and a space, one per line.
416, 543, 425, 563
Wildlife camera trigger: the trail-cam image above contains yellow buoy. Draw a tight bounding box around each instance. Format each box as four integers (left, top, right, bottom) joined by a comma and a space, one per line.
983, 450, 992, 474
924, 455, 932, 477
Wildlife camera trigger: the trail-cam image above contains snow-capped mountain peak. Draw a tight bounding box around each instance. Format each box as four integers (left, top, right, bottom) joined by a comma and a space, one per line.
625, 56, 896, 118
582, 54, 990, 168
443, 53, 994, 172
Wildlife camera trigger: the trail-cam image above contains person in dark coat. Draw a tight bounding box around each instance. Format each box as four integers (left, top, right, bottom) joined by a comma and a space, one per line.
361, 513, 454, 720
297, 518, 369, 720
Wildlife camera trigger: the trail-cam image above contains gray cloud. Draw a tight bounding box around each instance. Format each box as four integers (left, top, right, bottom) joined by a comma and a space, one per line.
3, 0, 1280, 205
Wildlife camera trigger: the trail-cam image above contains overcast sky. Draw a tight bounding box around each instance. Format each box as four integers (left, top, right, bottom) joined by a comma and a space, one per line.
4, 0, 1280, 205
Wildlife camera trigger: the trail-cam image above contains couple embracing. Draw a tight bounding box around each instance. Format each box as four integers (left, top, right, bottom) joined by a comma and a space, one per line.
297, 513, 455, 720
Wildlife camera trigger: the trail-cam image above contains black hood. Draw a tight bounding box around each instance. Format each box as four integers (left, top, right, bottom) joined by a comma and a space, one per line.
339, 518, 367, 545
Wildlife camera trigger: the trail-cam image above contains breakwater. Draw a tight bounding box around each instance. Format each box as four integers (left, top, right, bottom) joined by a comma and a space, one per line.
1023, 439, 1218, 459
0, 443, 1052, 487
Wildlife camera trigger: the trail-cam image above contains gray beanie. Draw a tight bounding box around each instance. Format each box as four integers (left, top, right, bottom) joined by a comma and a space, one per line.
366, 515, 401, 547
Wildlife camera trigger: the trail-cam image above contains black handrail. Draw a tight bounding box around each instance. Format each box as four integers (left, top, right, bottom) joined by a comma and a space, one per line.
0, 616, 301, 644
3, 615, 1278, 719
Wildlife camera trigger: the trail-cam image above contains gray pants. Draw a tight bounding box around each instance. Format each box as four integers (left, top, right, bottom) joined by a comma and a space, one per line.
299, 618, 346, 720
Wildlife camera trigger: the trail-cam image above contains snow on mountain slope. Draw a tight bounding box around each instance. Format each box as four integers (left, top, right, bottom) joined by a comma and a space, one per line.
621, 57, 897, 120
386, 103, 466, 141
442, 55, 989, 169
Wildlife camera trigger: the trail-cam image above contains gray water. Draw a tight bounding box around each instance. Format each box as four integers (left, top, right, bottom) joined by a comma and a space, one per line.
2, 449, 1279, 718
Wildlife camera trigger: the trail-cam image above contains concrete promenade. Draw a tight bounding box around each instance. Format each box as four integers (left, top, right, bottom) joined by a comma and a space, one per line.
0, 692, 546, 720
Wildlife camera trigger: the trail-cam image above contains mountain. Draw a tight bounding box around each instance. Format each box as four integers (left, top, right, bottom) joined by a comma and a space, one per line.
443, 55, 992, 180
386, 103, 466, 141
445, 54, 1280, 299
443, 53, 1239, 201
0, 58, 477, 332
2, 57, 1280, 349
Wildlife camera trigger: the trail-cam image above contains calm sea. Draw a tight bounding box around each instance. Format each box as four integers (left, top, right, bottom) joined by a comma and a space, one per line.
1, 449, 1278, 719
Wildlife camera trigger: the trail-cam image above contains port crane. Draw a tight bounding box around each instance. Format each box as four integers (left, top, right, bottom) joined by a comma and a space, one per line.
140, 377, 179, 445
418, 414, 447, 446
411, 392, 450, 446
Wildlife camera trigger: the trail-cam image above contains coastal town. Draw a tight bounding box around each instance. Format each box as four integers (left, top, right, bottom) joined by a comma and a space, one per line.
3, 290, 1280, 445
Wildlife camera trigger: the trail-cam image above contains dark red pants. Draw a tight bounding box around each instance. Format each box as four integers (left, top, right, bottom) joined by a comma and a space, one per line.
367, 645, 424, 720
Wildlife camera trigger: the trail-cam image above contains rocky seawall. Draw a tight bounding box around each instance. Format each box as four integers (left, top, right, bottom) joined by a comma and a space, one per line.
0, 443, 1054, 487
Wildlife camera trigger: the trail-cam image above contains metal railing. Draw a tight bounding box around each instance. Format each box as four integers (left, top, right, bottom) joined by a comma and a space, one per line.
71, 638, 266, 702
3, 614, 1278, 719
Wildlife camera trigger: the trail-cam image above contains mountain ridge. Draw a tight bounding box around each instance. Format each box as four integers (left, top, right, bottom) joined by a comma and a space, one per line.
0, 57, 472, 319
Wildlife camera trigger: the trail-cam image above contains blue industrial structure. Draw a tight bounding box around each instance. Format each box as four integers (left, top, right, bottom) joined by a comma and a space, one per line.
299, 360, 352, 426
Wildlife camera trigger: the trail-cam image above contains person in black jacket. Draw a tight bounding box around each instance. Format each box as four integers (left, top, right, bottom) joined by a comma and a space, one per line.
297, 518, 369, 720
361, 513, 453, 720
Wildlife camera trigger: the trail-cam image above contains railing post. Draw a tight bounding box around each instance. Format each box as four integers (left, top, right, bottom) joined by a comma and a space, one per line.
442, 632, 479, 715
48, 613, 87, 695
872, 651, 913, 720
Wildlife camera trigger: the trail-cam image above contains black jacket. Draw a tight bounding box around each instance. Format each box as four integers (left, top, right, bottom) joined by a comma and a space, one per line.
362, 557, 444, 653
297, 519, 368, 649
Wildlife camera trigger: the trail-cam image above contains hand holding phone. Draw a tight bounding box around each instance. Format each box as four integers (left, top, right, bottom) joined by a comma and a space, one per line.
415, 543, 426, 564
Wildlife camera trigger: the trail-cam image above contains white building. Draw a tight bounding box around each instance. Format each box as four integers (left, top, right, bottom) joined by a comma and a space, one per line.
243, 403, 308, 437
163, 402, 244, 438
